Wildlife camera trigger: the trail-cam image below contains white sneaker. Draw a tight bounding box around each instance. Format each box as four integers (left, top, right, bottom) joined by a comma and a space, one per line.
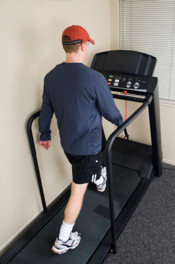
52, 232, 81, 254
96, 166, 107, 192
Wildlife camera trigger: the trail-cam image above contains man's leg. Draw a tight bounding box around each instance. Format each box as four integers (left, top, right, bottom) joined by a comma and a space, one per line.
52, 182, 88, 254
58, 182, 88, 241
64, 182, 88, 224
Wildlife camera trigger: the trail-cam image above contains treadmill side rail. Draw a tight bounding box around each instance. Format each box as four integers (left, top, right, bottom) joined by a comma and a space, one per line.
106, 95, 152, 252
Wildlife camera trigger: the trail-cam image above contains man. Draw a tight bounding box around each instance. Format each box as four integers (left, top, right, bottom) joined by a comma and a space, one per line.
39, 25, 123, 254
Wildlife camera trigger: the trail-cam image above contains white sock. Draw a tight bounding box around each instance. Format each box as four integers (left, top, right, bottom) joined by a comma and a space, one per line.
58, 221, 75, 242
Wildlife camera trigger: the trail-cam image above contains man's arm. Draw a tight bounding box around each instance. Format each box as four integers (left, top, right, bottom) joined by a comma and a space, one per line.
39, 77, 54, 149
95, 74, 123, 126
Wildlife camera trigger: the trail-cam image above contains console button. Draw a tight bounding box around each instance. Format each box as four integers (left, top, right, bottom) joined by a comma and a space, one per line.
126, 81, 131, 88
133, 82, 140, 89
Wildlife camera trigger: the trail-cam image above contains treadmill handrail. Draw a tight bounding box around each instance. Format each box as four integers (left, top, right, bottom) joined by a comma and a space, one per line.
106, 94, 152, 252
27, 110, 47, 212
106, 94, 152, 152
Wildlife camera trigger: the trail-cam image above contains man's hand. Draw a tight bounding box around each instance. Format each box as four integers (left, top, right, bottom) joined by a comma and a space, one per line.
39, 140, 51, 150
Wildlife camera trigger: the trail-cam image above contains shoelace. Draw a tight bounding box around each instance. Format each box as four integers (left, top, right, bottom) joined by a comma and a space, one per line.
70, 232, 79, 240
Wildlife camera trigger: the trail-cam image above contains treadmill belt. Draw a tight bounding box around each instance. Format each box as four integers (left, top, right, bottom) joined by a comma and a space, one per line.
10, 163, 141, 264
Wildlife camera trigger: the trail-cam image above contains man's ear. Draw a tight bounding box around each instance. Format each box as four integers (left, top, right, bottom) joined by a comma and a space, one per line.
81, 42, 86, 51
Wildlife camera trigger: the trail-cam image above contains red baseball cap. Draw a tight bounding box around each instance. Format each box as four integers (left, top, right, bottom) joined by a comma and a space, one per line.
62, 25, 95, 45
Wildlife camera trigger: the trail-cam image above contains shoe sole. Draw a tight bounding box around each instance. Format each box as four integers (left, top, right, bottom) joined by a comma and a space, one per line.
52, 240, 81, 255
97, 186, 106, 192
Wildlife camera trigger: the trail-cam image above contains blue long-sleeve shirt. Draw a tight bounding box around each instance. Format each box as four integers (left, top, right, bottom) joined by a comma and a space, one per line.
39, 62, 123, 155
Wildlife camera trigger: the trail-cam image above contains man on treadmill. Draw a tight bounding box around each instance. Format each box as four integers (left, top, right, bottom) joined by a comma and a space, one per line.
39, 25, 123, 254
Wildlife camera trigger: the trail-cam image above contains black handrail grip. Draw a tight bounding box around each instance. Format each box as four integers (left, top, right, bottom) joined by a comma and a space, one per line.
27, 111, 40, 156
27, 111, 47, 213
106, 94, 153, 252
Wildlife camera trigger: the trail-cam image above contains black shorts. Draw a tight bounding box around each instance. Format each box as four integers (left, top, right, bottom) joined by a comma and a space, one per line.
65, 152, 103, 184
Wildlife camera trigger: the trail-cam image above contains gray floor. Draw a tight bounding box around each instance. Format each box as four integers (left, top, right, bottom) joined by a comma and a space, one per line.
103, 163, 175, 264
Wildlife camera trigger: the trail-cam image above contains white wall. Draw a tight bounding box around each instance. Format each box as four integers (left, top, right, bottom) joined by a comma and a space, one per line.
159, 100, 175, 165
0, 0, 112, 253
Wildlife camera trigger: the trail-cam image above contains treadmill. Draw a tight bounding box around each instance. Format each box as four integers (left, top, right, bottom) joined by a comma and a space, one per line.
0, 50, 163, 264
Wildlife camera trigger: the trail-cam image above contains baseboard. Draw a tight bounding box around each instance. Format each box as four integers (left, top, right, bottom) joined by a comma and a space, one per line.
163, 158, 175, 166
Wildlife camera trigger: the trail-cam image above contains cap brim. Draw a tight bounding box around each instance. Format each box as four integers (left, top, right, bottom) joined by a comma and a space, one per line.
89, 39, 95, 45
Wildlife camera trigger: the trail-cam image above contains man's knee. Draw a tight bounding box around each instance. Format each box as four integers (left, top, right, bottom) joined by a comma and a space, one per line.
71, 182, 88, 198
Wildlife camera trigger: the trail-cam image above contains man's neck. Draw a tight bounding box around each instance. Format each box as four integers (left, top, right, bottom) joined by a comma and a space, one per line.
65, 52, 84, 63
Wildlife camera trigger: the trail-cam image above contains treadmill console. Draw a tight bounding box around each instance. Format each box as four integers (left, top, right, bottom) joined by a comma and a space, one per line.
91, 50, 158, 95
104, 72, 157, 95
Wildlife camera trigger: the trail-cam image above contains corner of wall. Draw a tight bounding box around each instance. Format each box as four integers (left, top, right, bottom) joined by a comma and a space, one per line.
109, 0, 120, 50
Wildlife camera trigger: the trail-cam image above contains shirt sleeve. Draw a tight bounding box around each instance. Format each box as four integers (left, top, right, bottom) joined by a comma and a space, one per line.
94, 74, 123, 126
39, 76, 54, 141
